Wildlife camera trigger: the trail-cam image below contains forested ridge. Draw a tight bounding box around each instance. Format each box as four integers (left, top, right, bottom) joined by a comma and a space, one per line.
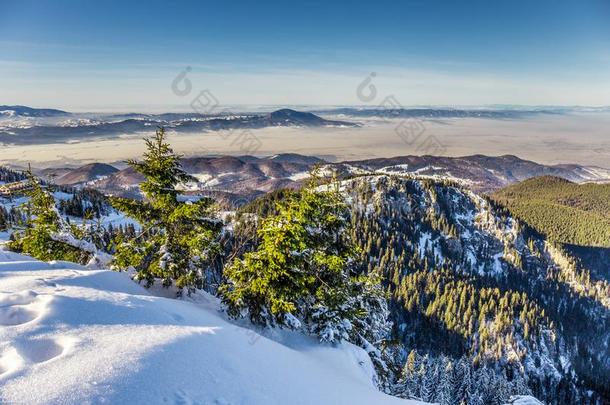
241, 175, 609, 404
347, 176, 608, 404
492, 176, 610, 247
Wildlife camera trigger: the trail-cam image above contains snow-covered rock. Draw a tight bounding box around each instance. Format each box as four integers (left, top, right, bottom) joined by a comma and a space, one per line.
504, 395, 544, 405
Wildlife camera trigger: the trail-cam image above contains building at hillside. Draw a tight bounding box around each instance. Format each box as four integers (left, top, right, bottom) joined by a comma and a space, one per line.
0, 180, 32, 198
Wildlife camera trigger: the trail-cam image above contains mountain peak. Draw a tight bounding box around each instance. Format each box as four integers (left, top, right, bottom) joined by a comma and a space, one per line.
0, 105, 69, 117
267, 109, 326, 124
55, 163, 119, 185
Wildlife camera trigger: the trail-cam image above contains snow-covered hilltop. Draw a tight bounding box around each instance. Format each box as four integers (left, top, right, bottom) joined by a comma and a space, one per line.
0, 249, 421, 405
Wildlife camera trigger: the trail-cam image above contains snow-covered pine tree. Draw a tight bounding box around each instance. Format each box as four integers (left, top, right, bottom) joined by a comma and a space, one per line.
110, 128, 221, 293
436, 357, 454, 405
430, 358, 443, 402
8, 166, 91, 263
458, 357, 473, 402
220, 170, 388, 344
0, 207, 7, 231
399, 349, 423, 399
352, 268, 394, 388
419, 355, 436, 402
467, 389, 484, 405
446, 360, 464, 405
394, 351, 411, 398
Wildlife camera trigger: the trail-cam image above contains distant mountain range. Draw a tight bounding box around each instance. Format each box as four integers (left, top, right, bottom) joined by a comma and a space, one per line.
34, 154, 610, 204
0, 104, 582, 146
0, 104, 600, 125
311, 107, 559, 119
0, 105, 69, 118
43, 163, 119, 185
339, 154, 610, 192
0, 108, 356, 145
38, 154, 323, 202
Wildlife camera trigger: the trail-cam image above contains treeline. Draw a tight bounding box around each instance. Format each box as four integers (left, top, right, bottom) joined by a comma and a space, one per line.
0, 166, 26, 183
57, 188, 110, 218
394, 350, 532, 404
0, 205, 26, 231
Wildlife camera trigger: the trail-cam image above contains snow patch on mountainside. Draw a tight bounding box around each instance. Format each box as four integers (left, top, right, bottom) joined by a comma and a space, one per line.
504, 395, 544, 404
571, 166, 610, 182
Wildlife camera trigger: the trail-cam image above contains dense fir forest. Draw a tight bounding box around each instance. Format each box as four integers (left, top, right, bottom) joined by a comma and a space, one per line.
492, 176, 610, 248
0, 166, 27, 183
349, 176, 608, 404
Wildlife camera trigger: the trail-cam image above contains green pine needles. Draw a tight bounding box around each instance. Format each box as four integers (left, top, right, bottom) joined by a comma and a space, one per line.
110, 128, 221, 293
220, 172, 388, 343
8, 168, 89, 263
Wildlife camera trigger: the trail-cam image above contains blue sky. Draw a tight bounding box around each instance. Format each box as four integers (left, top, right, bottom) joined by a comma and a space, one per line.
1, 0, 609, 109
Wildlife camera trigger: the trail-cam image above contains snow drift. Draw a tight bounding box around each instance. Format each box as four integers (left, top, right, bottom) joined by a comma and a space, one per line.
0, 249, 421, 405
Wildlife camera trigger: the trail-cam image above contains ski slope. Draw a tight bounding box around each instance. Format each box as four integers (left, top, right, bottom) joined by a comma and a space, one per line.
0, 249, 422, 405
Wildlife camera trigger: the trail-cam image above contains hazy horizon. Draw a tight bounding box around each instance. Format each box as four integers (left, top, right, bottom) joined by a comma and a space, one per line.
2, 113, 609, 169
2, 0, 609, 168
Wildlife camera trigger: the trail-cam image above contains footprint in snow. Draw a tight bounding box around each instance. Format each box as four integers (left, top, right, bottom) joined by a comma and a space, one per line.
0, 336, 75, 377
35, 278, 66, 291
0, 290, 49, 326
16, 338, 67, 364
171, 313, 185, 322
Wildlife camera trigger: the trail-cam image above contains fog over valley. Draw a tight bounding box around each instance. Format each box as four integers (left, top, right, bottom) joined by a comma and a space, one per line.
1, 107, 609, 168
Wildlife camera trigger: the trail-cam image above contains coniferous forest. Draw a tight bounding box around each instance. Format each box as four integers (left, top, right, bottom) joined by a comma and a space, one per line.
238, 175, 610, 404
492, 176, 610, 247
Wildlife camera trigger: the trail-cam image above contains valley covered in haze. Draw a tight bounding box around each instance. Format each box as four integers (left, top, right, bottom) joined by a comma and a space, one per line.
2, 105, 610, 168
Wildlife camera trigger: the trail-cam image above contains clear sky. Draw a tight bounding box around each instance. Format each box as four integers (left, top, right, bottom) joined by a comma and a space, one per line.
1, 0, 609, 110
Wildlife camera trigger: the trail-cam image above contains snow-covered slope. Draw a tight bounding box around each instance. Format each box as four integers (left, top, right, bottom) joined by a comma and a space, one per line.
0, 249, 421, 405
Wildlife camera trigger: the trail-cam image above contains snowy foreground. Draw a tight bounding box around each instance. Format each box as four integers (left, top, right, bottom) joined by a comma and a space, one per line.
0, 249, 422, 405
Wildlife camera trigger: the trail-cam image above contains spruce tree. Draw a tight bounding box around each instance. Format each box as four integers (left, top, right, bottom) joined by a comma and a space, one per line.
402, 349, 423, 398
110, 128, 220, 293
220, 171, 388, 343
419, 356, 435, 402
437, 359, 453, 405
0, 207, 7, 231
8, 167, 89, 263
